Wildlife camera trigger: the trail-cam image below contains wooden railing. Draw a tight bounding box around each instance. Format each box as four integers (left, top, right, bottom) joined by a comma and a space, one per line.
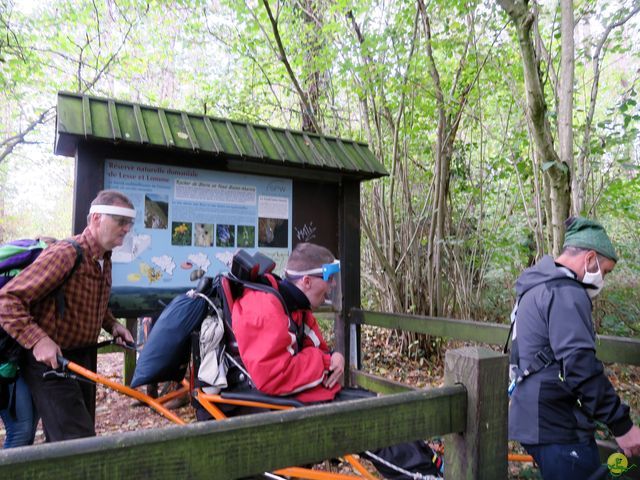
96, 317, 138, 384
2, 309, 636, 479
0, 346, 509, 479
349, 309, 640, 366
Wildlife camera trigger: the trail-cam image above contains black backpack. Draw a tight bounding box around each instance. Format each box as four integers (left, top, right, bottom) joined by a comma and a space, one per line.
131, 249, 284, 390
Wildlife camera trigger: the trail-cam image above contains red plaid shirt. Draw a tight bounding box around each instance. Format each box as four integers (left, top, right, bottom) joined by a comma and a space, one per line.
0, 227, 118, 350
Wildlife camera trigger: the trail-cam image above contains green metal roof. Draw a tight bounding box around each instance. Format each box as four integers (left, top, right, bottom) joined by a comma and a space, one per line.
54, 92, 387, 180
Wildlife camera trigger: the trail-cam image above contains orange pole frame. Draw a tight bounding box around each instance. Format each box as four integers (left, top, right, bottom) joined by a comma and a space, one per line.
195, 389, 377, 479
197, 391, 297, 411
63, 360, 186, 426
276, 466, 377, 480
155, 379, 190, 405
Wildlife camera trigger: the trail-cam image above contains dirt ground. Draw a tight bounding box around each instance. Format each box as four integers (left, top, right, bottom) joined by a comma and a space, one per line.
94, 353, 196, 435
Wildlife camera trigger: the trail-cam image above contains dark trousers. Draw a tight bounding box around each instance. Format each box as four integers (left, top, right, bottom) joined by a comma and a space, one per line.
523, 439, 604, 480
22, 347, 97, 442
0, 374, 39, 448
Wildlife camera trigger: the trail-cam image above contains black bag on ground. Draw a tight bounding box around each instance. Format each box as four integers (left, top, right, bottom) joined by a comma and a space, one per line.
131, 293, 208, 388
333, 388, 443, 478
365, 441, 443, 479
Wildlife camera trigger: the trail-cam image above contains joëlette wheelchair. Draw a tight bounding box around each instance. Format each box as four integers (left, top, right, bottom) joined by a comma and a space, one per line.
187, 271, 379, 479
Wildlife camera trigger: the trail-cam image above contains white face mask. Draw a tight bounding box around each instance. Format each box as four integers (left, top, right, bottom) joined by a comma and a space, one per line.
582, 256, 604, 299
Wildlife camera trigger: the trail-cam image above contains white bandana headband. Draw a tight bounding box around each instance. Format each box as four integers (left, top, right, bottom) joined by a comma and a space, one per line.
285, 260, 340, 281
89, 205, 136, 218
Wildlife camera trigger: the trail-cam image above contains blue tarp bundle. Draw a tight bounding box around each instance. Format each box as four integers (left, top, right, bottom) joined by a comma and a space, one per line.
131, 293, 207, 388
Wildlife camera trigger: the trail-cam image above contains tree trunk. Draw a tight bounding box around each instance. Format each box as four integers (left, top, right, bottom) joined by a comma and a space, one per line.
574, 5, 640, 214
419, 1, 470, 316
559, 0, 575, 216
498, 0, 571, 255
262, 0, 321, 134
0, 192, 5, 243
300, 0, 323, 133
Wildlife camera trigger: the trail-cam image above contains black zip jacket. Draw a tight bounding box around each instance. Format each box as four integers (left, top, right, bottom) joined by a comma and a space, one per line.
508, 255, 632, 444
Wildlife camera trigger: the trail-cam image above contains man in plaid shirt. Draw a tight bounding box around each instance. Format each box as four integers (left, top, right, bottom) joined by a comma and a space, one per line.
0, 189, 135, 442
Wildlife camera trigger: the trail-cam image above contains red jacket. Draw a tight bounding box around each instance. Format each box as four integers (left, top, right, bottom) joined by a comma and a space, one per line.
232, 287, 340, 403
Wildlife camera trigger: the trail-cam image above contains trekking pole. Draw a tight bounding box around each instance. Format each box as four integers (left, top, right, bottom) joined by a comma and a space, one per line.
56, 355, 186, 426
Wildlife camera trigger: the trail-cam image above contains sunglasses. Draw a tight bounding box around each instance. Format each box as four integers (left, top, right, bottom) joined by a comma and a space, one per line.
108, 214, 135, 227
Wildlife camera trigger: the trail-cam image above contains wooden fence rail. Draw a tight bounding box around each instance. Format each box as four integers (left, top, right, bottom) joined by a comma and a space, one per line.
0, 389, 459, 479
350, 309, 640, 366
101, 311, 639, 387
0, 347, 510, 480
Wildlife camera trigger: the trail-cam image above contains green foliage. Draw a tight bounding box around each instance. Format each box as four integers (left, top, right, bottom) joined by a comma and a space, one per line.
601, 177, 640, 224
0, 0, 638, 350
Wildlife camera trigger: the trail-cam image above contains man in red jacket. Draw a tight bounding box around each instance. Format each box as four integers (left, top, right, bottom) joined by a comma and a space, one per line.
231, 242, 443, 478
232, 242, 343, 403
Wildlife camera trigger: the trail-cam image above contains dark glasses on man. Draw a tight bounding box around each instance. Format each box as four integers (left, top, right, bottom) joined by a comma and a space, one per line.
108, 214, 135, 227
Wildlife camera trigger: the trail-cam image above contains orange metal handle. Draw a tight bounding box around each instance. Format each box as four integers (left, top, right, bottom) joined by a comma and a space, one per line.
508, 453, 534, 463
275, 466, 372, 480
62, 358, 186, 426
197, 390, 295, 410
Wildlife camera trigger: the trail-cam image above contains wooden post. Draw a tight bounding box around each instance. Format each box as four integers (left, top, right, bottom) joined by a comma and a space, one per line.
444, 347, 508, 480
338, 180, 361, 382
123, 317, 137, 385
73, 142, 105, 235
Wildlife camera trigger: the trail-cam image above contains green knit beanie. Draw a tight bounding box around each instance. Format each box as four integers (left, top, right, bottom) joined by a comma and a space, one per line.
563, 217, 618, 262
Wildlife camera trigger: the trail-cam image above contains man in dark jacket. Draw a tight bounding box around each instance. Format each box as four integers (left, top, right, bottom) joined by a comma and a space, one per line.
508, 217, 640, 479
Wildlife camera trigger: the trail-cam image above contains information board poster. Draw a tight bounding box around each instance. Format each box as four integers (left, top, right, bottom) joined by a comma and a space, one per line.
104, 159, 292, 315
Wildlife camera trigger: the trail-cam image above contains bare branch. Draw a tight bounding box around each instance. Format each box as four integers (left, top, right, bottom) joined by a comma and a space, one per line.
0, 108, 55, 164
0, 4, 148, 164
292, 0, 323, 27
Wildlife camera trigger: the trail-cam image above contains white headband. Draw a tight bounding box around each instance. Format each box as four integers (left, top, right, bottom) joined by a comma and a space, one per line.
285, 260, 340, 278
89, 205, 136, 218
